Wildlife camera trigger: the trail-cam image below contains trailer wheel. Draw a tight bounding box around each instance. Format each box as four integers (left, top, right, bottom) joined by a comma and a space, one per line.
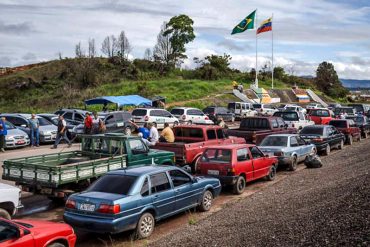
0, 208, 11, 220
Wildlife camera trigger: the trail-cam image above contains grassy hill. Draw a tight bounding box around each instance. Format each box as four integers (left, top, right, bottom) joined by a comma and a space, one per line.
0, 58, 324, 113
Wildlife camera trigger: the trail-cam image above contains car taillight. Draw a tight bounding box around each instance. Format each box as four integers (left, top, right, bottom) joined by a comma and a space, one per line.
205, 116, 209, 120
274, 151, 283, 156
181, 115, 186, 120
66, 199, 76, 209
144, 115, 149, 121
98, 204, 120, 214
313, 138, 323, 142
227, 167, 235, 176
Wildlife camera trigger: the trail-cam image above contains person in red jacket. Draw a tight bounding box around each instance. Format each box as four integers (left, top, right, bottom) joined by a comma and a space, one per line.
84, 112, 93, 134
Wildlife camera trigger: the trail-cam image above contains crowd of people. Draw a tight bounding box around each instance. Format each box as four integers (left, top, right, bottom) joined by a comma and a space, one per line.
130, 121, 175, 146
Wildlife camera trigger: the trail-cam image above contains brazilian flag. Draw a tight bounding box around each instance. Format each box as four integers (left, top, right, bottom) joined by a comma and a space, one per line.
231, 10, 256, 35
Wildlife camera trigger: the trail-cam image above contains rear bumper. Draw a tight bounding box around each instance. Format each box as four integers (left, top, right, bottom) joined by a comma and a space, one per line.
313, 142, 328, 151
205, 175, 238, 185
63, 211, 138, 234
277, 156, 293, 166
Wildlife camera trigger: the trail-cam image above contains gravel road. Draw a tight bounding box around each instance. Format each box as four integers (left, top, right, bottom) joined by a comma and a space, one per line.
151, 139, 370, 247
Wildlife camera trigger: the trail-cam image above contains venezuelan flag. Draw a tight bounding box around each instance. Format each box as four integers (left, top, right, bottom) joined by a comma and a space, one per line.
257, 17, 272, 34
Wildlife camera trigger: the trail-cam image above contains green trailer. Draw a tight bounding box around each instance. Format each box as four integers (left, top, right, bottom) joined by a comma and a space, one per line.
2, 133, 175, 199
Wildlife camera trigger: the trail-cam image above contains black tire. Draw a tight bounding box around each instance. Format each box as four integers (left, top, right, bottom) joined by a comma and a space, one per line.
265, 165, 276, 181
323, 144, 331, 156
233, 176, 246, 195
0, 208, 11, 220
135, 212, 155, 239
198, 190, 213, 212
47, 243, 67, 247
347, 135, 353, 145
288, 155, 298, 171
338, 139, 344, 150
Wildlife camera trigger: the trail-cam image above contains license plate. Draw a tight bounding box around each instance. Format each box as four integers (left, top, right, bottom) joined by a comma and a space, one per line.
79, 203, 95, 212
207, 170, 219, 175
16, 140, 25, 144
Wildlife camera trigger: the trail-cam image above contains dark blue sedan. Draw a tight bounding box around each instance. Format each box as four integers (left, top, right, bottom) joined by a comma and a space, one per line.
63, 165, 221, 239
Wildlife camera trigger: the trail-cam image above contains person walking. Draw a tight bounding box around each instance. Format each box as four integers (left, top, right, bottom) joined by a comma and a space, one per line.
84, 112, 93, 134
159, 123, 175, 143
147, 122, 159, 146
51, 115, 71, 149
29, 114, 40, 147
0, 117, 7, 152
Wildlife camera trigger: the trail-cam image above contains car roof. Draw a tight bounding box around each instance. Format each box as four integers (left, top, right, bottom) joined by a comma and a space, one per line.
175, 124, 221, 129
109, 165, 175, 176
266, 134, 298, 137
304, 125, 327, 128
171, 107, 198, 110
206, 144, 255, 149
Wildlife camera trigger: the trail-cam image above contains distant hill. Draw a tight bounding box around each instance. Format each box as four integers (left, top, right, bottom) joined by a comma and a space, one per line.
340, 79, 370, 89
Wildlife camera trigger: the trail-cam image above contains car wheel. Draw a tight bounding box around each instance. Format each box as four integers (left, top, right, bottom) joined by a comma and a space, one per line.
173, 121, 179, 127
323, 144, 331, 156
288, 155, 298, 171
124, 127, 132, 136
198, 190, 213, 212
347, 135, 353, 145
233, 176, 246, 195
47, 243, 67, 247
136, 212, 155, 239
338, 139, 344, 150
265, 165, 277, 181
0, 208, 11, 220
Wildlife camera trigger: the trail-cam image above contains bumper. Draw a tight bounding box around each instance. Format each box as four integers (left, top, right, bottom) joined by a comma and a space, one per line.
6, 139, 30, 148
313, 142, 328, 151
63, 211, 138, 234
277, 156, 293, 166
40, 134, 57, 143
206, 175, 239, 185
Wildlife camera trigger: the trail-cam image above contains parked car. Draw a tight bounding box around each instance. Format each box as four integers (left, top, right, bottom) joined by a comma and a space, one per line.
170, 107, 213, 125
259, 134, 316, 171
196, 144, 277, 194
308, 108, 332, 125
329, 119, 361, 145
54, 108, 91, 126
203, 106, 235, 123
64, 166, 221, 238
273, 111, 314, 130
72, 111, 133, 136
327, 103, 341, 110
283, 104, 307, 115
0, 218, 76, 247
2, 134, 174, 201
131, 108, 179, 130
333, 107, 356, 118
306, 103, 323, 110
154, 125, 245, 171
0, 114, 57, 143
227, 116, 297, 144
3, 121, 30, 149
346, 115, 370, 138
252, 104, 278, 116
299, 125, 345, 155
347, 103, 370, 115
0, 183, 22, 219
227, 102, 257, 119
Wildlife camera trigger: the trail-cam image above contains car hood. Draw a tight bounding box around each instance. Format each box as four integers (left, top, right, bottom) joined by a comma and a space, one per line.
14, 219, 73, 236
0, 183, 20, 191
39, 125, 57, 132
7, 128, 28, 137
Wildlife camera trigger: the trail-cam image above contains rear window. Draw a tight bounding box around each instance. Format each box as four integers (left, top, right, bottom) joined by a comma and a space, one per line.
240, 118, 269, 129
334, 108, 355, 114
87, 175, 137, 195
203, 107, 214, 114
174, 128, 204, 138
300, 127, 324, 135
273, 112, 299, 121
170, 109, 184, 116
132, 109, 147, 116
329, 120, 348, 128
253, 104, 261, 109
285, 107, 297, 111
201, 149, 232, 163
310, 110, 330, 117
227, 103, 235, 109
260, 136, 288, 147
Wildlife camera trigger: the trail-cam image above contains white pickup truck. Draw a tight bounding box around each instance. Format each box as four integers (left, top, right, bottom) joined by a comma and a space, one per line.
273, 111, 314, 130
0, 183, 22, 219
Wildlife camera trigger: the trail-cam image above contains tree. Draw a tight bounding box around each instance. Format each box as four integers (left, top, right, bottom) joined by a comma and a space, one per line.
315, 61, 348, 98
273, 66, 285, 80
204, 54, 232, 73
153, 22, 174, 66
88, 38, 96, 58
101, 35, 117, 58
143, 48, 152, 61
164, 15, 195, 66
75, 42, 84, 58
117, 31, 132, 60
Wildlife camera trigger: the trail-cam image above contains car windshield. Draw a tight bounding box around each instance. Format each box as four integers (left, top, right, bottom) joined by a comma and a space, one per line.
300, 127, 324, 135
253, 104, 261, 109
227, 103, 236, 109
260, 136, 288, 147
201, 149, 232, 163
334, 108, 354, 114
273, 112, 299, 121
132, 109, 147, 116
29, 117, 52, 126
170, 109, 184, 116
87, 174, 137, 195
310, 110, 330, 117
4, 121, 15, 129
285, 107, 297, 111
329, 121, 347, 128
240, 118, 269, 129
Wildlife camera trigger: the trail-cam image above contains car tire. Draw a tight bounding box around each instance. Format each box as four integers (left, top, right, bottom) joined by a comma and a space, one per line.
347, 135, 353, 145
323, 144, 331, 156
47, 243, 66, 247
233, 176, 246, 195
124, 127, 132, 136
198, 190, 213, 212
288, 155, 298, 171
265, 165, 277, 181
135, 212, 155, 239
0, 208, 11, 220
338, 139, 344, 150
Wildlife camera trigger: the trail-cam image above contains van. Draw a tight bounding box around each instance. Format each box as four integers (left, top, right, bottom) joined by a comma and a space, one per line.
131, 108, 179, 129
227, 102, 257, 119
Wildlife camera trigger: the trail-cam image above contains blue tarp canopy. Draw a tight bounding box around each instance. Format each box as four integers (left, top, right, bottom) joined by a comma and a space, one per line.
84, 95, 152, 107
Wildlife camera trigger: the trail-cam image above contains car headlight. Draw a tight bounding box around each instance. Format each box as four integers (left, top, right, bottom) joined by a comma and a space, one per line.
6, 136, 14, 141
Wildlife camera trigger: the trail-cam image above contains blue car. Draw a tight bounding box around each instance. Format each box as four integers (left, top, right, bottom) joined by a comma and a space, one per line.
63, 165, 221, 239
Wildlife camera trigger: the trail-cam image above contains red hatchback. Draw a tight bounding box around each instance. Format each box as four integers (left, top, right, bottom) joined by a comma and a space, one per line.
0, 218, 76, 247
196, 144, 278, 194
308, 109, 332, 125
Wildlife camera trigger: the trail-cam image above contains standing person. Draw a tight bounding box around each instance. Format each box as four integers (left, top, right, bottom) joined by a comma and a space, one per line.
29, 114, 40, 147
159, 123, 175, 143
147, 122, 159, 146
0, 117, 7, 152
52, 115, 71, 149
129, 121, 150, 139
84, 112, 93, 134
91, 112, 104, 134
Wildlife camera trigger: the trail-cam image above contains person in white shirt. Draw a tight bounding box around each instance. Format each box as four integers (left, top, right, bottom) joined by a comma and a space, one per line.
51, 115, 71, 149
147, 122, 159, 146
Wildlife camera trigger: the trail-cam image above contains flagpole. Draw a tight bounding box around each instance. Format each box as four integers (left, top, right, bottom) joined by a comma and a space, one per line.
255, 9, 258, 89
271, 13, 274, 89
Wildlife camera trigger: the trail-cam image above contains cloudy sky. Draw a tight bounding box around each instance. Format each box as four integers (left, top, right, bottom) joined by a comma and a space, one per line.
1, 0, 370, 79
